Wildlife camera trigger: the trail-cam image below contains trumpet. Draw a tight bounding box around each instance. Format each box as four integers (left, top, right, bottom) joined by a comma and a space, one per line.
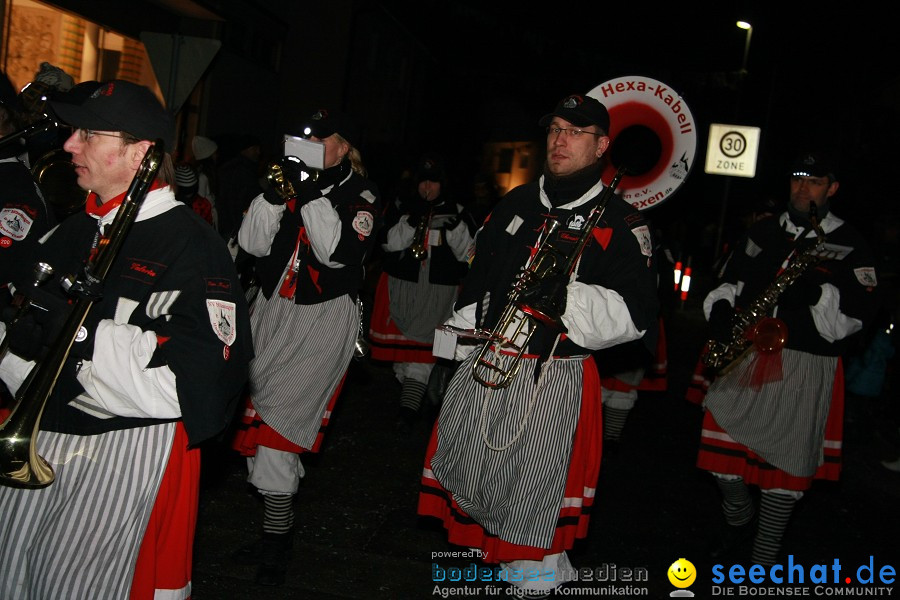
472, 167, 627, 388
409, 193, 434, 260
265, 158, 318, 202
0, 142, 163, 488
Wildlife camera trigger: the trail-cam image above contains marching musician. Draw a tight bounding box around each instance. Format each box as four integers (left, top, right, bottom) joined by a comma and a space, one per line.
368, 154, 476, 432
417, 94, 658, 596
698, 151, 880, 565
229, 108, 382, 586
0, 70, 56, 289
0, 80, 253, 598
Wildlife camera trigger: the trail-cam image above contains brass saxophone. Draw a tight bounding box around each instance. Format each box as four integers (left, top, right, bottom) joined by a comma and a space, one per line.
702, 204, 827, 375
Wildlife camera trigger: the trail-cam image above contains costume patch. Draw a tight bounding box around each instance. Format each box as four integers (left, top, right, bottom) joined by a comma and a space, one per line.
352, 211, 375, 238
565, 213, 586, 230
854, 267, 877, 287
745, 238, 762, 257
207, 299, 237, 346
206, 277, 233, 295
506, 215, 524, 236
124, 258, 165, 285
0, 207, 34, 241
631, 224, 652, 257
360, 189, 377, 204
817, 243, 853, 261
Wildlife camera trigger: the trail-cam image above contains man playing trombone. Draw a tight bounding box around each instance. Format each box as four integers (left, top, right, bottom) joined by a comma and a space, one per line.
418, 94, 659, 596
0, 80, 253, 599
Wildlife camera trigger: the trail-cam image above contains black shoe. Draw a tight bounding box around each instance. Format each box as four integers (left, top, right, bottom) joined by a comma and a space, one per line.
230, 536, 266, 565
242, 531, 294, 586
256, 562, 288, 586
708, 517, 756, 560
396, 407, 418, 434
603, 438, 621, 459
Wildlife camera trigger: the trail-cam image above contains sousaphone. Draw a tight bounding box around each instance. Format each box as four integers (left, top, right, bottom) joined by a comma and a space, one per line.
588, 75, 697, 210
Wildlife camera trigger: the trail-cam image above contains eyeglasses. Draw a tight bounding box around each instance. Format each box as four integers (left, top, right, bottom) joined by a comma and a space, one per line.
74, 128, 126, 142
546, 126, 604, 138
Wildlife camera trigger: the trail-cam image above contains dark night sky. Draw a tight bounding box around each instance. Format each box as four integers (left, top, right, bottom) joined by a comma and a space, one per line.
376, 1, 900, 262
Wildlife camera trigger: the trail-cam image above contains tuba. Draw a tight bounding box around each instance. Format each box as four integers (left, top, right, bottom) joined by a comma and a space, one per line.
702, 203, 827, 375
0, 142, 163, 488
471, 167, 627, 389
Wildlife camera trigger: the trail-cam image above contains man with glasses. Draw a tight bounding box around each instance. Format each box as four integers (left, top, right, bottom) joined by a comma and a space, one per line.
0, 79, 252, 599
418, 94, 658, 596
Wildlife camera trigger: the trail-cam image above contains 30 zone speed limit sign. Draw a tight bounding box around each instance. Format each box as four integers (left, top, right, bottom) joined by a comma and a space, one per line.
704, 123, 761, 178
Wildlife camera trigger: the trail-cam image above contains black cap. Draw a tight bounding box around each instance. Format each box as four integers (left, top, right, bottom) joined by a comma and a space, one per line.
415, 155, 445, 183
539, 94, 610, 133
48, 80, 175, 151
790, 152, 836, 180
299, 108, 360, 148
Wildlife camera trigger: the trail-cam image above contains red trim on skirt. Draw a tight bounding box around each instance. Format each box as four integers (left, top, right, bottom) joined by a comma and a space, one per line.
417, 359, 603, 563
231, 373, 347, 455
129, 422, 199, 600
368, 271, 437, 364
685, 347, 714, 405
696, 362, 844, 490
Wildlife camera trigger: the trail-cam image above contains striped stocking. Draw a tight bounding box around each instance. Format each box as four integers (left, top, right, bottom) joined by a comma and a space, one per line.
751, 491, 797, 566
715, 476, 756, 526
262, 493, 295, 535
400, 378, 428, 413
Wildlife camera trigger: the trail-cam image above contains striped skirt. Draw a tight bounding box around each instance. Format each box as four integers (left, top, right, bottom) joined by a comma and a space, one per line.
418, 351, 602, 562
368, 271, 456, 364
696, 350, 844, 489
246, 293, 357, 449
0, 423, 178, 599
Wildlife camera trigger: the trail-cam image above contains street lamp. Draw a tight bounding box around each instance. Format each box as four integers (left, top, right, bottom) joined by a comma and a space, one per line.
713, 20, 755, 262
737, 21, 753, 75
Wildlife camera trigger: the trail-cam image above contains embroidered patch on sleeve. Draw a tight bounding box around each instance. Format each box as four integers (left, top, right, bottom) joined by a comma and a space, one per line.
353, 211, 374, 237
854, 267, 877, 287
0, 208, 34, 241
631, 225, 652, 257
207, 299, 237, 346
506, 215, 523, 236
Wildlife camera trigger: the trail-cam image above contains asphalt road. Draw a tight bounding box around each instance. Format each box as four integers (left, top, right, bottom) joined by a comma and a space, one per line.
191, 302, 900, 599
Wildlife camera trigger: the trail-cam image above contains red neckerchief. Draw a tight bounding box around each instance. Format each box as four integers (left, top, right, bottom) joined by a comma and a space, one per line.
83, 181, 165, 261
84, 180, 165, 218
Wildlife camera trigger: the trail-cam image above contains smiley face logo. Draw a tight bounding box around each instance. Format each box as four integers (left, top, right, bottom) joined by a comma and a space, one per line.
668, 558, 696, 588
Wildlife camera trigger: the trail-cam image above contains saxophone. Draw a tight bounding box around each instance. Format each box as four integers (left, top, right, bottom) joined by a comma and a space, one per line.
702, 204, 826, 375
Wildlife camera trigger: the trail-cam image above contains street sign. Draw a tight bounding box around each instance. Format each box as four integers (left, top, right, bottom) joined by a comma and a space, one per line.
704, 123, 761, 178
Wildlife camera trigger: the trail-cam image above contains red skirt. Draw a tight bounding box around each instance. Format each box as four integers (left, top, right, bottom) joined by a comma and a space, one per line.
368, 272, 436, 364
417, 361, 603, 563
696, 363, 844, 490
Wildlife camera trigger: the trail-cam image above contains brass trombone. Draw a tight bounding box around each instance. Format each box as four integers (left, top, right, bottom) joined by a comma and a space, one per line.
471, 167, 627, 389
0, 142, 163, 488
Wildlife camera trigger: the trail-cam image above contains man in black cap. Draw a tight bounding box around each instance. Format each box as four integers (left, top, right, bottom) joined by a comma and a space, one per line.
698, 151, 880, 565
417, 94, 659, 596
230, 107, 382, 586
0, 79, 252, 598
